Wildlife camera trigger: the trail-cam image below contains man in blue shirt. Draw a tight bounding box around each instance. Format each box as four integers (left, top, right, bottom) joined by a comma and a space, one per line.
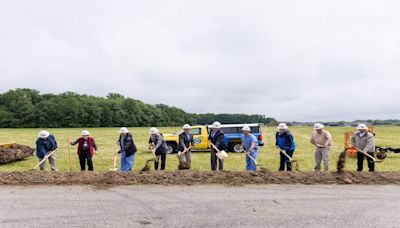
275, 123, 296, 171
36, 130, 58, 171
241, 126, 259, 171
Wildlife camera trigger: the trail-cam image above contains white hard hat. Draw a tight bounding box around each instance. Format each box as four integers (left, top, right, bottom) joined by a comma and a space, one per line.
357, 124, 368, 130
242, 126, 251, 132
277, 123, 288, 130
212, 121, 222, 129
119, 127, 129, 134
81, 130, 90, 136
38, 130, 50, 139
149, 127, 159, 135
314, 123, 324, 130
182, 124, 192, 130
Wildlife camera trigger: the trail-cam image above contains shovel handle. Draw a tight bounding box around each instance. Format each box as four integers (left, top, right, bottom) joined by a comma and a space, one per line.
355, 147, 379, 162
151, 149, 157, 160
280, 150, 292, 161
211, 143, 221, 153
244, 151, 258, 165
112, 153, 118, 169
150, 147, 161, 163
33, 150, 57, 170
179, 147, 191, 156
67, 137, 72, 171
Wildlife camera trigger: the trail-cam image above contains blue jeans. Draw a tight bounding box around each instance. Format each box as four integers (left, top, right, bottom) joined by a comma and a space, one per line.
246, 149, 258, 171
121, 152, 135, 172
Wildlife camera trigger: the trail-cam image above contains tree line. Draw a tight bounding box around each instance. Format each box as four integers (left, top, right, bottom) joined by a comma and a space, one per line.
0, 89, 278, 128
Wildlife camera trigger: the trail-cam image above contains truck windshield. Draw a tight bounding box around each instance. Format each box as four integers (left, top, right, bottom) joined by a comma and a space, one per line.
220, 126, 261, 133
174, 128, 202, 135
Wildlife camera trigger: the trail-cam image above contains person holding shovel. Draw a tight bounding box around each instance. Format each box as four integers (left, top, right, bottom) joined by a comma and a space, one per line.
352, 124, 376, 172
35, 130, 58, 171
118, 127, 138, 172
148, 127, 168, 170
275, 123, 296, 171
178, 124, 195, 170
70, 130, 97, 171
241, 126, 259, 171
310, 123, 332, 172
209, 121, 226, 171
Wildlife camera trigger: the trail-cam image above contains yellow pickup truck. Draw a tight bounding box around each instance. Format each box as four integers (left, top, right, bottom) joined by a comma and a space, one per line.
163, 124, 264, 153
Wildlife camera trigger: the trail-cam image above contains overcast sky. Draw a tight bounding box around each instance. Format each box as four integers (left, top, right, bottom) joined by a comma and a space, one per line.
0, 0, 399, 121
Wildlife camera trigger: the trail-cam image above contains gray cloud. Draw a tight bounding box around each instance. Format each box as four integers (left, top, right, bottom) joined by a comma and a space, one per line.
0, 0, 399, 121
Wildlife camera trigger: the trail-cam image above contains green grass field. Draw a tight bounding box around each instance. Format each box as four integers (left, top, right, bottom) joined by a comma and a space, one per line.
0, 126, 399, 172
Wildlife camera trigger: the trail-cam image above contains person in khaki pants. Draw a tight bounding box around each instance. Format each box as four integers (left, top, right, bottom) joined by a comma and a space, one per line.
178, 124, 195, 169
36, 130, 58, 171
310, 123, 332, 172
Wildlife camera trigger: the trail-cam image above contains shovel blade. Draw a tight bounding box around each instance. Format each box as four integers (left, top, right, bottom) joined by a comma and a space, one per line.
141, 159, 155, 172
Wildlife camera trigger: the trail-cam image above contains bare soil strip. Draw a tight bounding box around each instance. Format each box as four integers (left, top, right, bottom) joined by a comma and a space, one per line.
1, 171, 400, 186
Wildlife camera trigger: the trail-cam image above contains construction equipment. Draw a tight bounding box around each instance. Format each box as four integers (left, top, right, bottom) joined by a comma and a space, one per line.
376, 147, 400, 153
0, 143, 34, 164
355, 147, 383, 163
280, 149, 299, 171
0, 142, 17, 148
32, 150, 57, 170
375, 146, 400, 160
211, 143, 228, 160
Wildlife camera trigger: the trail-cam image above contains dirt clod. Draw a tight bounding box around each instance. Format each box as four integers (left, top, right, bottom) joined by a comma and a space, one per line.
343, 178, 353, 184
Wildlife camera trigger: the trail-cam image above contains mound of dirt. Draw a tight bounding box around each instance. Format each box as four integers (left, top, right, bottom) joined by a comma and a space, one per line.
1, 171, 400, 186
337, 151, 346, 173
0, 144, 34, 164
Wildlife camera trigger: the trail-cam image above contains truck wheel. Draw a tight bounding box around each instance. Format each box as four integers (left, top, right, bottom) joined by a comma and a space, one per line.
231, 143, 243, 153
166, 143, 177, 154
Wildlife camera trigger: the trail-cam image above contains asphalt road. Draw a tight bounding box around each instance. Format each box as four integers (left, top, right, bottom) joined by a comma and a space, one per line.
0, 185, 399, 228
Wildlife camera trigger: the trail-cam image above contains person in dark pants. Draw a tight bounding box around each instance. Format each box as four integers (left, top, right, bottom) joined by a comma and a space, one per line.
275, 123, 296, 171
352, 124, 376, 172
70, 130, 97, 171
149, 127, 168, 170
209, 121, 226, 171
